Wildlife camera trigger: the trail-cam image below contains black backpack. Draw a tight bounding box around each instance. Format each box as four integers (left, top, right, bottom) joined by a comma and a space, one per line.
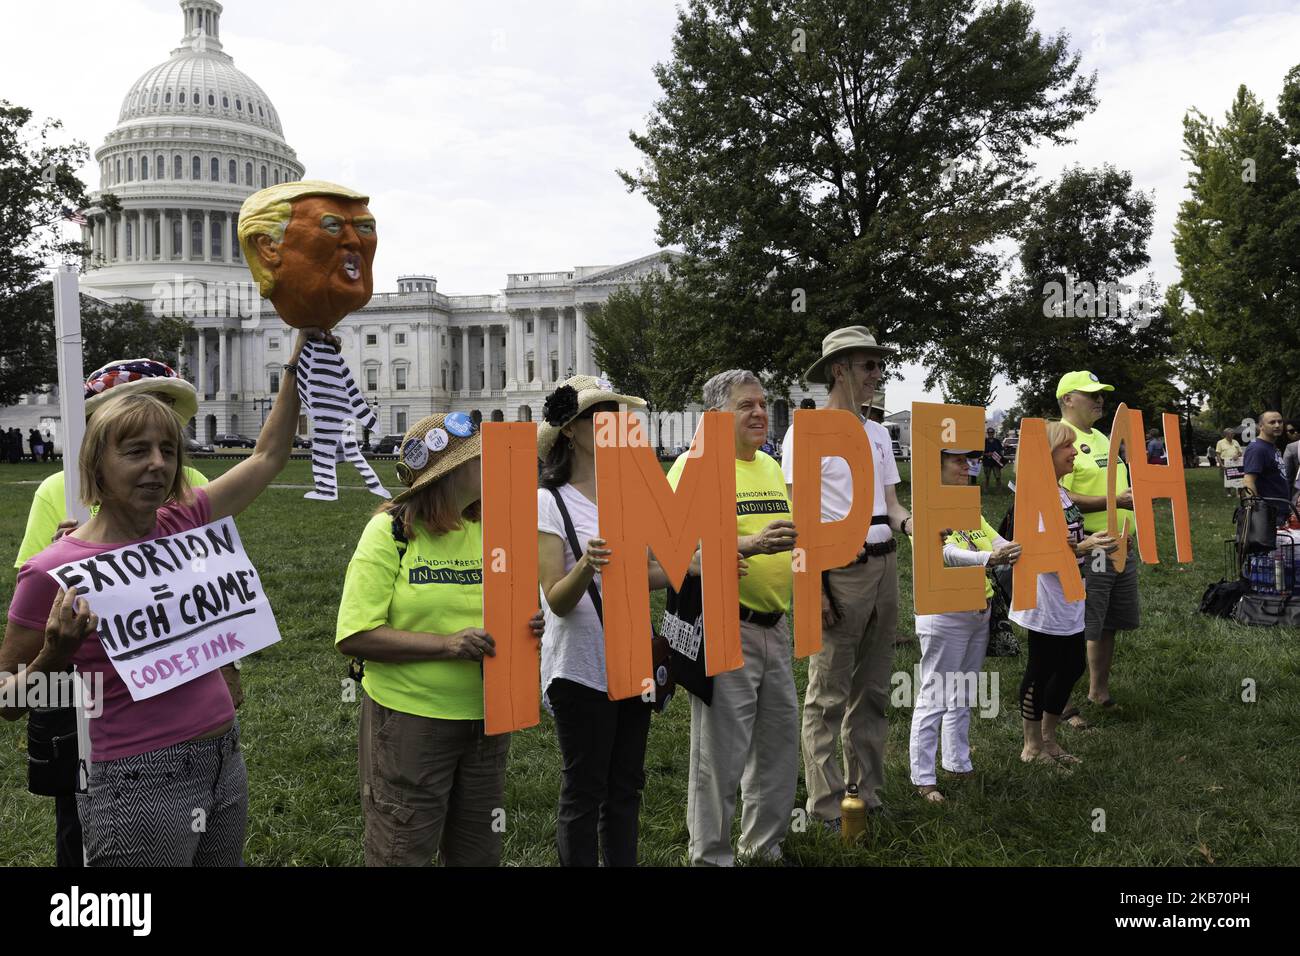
347, 514, 407, 684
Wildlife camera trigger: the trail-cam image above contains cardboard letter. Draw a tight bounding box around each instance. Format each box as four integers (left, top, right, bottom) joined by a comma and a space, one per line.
596, 411, 741, 699
1104, 403, 1135, 572
912, 403, 987, 615
1011, 418, 1085, 611
1125, 409, 1194, 563
790, 409, 873, 657
481, 423, 540, 735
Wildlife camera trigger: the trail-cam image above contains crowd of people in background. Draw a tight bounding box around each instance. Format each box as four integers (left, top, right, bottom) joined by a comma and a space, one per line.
2, 322, 1285, 869
1, 428, 52, 464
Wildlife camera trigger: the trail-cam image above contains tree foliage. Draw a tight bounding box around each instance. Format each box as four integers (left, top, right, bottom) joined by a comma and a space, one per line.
994, 164, 1179, 419
620, 0, 1097, 393
1173, 71, 1300, 420
587, 271, 700, 410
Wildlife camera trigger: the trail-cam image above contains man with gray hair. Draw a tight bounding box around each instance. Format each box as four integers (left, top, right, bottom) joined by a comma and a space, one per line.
666, 368, 801, 865
782, 327, 911, 825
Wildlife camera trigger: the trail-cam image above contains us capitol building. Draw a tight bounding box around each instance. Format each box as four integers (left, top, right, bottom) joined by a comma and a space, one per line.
13, 0, 737, 448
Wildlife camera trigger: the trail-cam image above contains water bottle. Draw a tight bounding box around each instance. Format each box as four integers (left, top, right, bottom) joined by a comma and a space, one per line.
1275, 549, 1286, 594
841, 785, 866, 842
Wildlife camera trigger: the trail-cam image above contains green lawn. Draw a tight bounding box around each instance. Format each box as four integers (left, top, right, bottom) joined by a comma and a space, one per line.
1, 459, 1296, 866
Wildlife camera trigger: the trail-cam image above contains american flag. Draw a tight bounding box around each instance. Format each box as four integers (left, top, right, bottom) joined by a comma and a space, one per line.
61, 206, 88, 225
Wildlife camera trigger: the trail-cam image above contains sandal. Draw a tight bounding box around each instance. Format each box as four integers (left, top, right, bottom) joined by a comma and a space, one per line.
1060, 705, 1091, 730
915, 785, 945, 803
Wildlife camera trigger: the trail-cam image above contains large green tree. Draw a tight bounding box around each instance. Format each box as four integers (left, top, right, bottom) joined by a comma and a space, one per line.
1173, 70, 1300, 419
620, 0, 1097, 394
0, 287, 190, 407
587, 271, 698, 410
1, 100, 90, 404
995, 164, 1180, 419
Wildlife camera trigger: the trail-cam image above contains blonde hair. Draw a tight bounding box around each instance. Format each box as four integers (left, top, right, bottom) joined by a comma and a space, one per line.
237, 180, 369, 296
1010, 420, 1076, 484
79, 393, 190, 507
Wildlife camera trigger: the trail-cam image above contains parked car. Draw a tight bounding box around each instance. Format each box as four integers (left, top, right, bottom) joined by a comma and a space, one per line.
292, 434, 311, 449
213, 433, 256, 448
186, 437, 215, 455
1002, 436, 1018, 460
373, 434, 405, 454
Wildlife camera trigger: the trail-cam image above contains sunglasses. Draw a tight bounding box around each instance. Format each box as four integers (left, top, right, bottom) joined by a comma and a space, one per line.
847, 359, 887, 374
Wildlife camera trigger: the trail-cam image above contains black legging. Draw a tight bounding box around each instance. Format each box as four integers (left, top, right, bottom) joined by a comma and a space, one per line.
1018, 630, 1086, 721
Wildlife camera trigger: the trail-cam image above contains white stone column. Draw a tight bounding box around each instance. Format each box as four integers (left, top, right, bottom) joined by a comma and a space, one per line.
218, 328, 228, 398
504, 316, 514, 390
224, 213, 233, 263
411, 322, 422, 390
558, 306, 572, 381
461, 327, 470, 395
512, 313, 525, 385
197, 328, 208, 398
575, 304, 589, 375
538, 309, 552, 386
431, 323, 443, 394
137, 210, 145, 261
115, 215, 125, 263
203, 210, 212, 263
486, 326, 497, 392
182, 210, 191, 261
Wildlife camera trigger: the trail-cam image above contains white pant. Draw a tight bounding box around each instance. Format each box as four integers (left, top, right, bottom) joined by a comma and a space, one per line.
687, 617, 799, 867
909, 608, 990, 786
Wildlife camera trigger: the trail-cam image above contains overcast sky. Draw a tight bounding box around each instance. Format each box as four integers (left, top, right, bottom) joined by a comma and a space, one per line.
6, 0, 1299, 412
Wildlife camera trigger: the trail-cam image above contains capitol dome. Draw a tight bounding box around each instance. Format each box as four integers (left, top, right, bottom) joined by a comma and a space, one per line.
82, 0, 305, 298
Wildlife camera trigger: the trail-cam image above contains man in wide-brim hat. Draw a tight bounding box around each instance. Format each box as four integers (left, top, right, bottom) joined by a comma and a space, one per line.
780, 326, 913, 826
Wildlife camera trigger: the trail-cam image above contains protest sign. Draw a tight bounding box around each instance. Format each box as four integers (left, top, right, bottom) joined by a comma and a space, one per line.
481, 423, 541, 735
47, 517, 280, 701
1010, 418, 1085, 611
1223, 459, 1245, 488
596, 410, 742, 698
1126, 409, 1194, 564
790, 407, 874, 657
911, 402, 988, 615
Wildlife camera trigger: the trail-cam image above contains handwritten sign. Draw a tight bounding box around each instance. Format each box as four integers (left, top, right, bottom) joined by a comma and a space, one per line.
46, 517, 281, 701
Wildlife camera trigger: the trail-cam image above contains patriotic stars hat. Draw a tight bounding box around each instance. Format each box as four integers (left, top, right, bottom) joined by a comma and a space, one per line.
390, 412, 482, 504
84, 359, 199, 425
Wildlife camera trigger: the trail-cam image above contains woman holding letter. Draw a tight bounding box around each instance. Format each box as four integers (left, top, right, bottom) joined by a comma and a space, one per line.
336, 412, 542, 867
537, 376, 677, 866
909, 449, 1021, 802
1, 328, 327, 865
1008, 422, 1117, 768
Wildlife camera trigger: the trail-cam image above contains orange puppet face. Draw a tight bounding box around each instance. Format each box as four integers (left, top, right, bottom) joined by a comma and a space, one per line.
266, 195, 377, 329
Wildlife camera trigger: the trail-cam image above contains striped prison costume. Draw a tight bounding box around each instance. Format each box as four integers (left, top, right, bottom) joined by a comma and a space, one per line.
296, 340, 390, 501
77, 723, 247, 866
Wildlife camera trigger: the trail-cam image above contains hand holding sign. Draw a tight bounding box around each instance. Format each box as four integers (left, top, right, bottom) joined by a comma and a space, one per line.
444, 628, 496, 660
40, 587, 99, 669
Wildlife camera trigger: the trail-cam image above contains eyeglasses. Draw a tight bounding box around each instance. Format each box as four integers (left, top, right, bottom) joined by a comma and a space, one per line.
848, 359, 887, 374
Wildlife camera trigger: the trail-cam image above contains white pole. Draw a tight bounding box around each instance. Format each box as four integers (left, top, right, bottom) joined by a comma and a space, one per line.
51, 264, 93, 822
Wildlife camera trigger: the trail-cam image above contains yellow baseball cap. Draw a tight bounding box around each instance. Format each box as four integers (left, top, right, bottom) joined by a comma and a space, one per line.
1055, 370, 1114, 399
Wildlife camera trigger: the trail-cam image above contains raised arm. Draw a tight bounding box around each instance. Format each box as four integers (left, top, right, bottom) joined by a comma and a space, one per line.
204, 329, 331, 521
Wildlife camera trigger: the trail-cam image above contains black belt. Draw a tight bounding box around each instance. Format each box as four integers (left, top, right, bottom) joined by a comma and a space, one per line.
856, 517, 898, 563
739, 605, 784, 628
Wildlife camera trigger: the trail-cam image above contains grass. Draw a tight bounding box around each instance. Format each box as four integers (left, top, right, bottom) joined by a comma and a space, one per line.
1, 458, 1297, 866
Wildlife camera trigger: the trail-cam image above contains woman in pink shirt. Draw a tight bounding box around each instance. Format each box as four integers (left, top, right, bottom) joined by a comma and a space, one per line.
1, 328, 328, 866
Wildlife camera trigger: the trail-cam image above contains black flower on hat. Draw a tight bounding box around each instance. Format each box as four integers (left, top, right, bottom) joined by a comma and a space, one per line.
543, 384, 580, 426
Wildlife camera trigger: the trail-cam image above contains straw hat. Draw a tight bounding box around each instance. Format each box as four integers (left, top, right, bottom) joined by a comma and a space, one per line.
84, 359, 199, 425
390, 411, 482, 504
805, 326, 895, 386
537, 374, 646, 459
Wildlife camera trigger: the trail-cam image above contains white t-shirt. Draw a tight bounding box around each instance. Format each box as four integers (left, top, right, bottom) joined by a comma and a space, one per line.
781, 416, 899, 544
537, 483, 607, 710
1008, 486, 1087, 636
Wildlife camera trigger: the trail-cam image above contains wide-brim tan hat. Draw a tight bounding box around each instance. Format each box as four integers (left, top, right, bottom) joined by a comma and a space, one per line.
537, 375, 647, 459
805, 326, 895, 386
390, 411, 482, 505
83, 358, 199, 425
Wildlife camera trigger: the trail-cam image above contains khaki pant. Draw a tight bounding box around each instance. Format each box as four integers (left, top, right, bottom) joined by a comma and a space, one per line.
359, 694, 510, 866
687, 617, 800, 867
801, 553, 899, 819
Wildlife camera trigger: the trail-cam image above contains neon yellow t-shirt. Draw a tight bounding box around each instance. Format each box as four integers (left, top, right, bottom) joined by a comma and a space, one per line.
335, 512, 486, 720
945, 516, 1000, 601
14, 466, 210, 568
1060, 422, 1135, 535
666, 450, 793, 615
